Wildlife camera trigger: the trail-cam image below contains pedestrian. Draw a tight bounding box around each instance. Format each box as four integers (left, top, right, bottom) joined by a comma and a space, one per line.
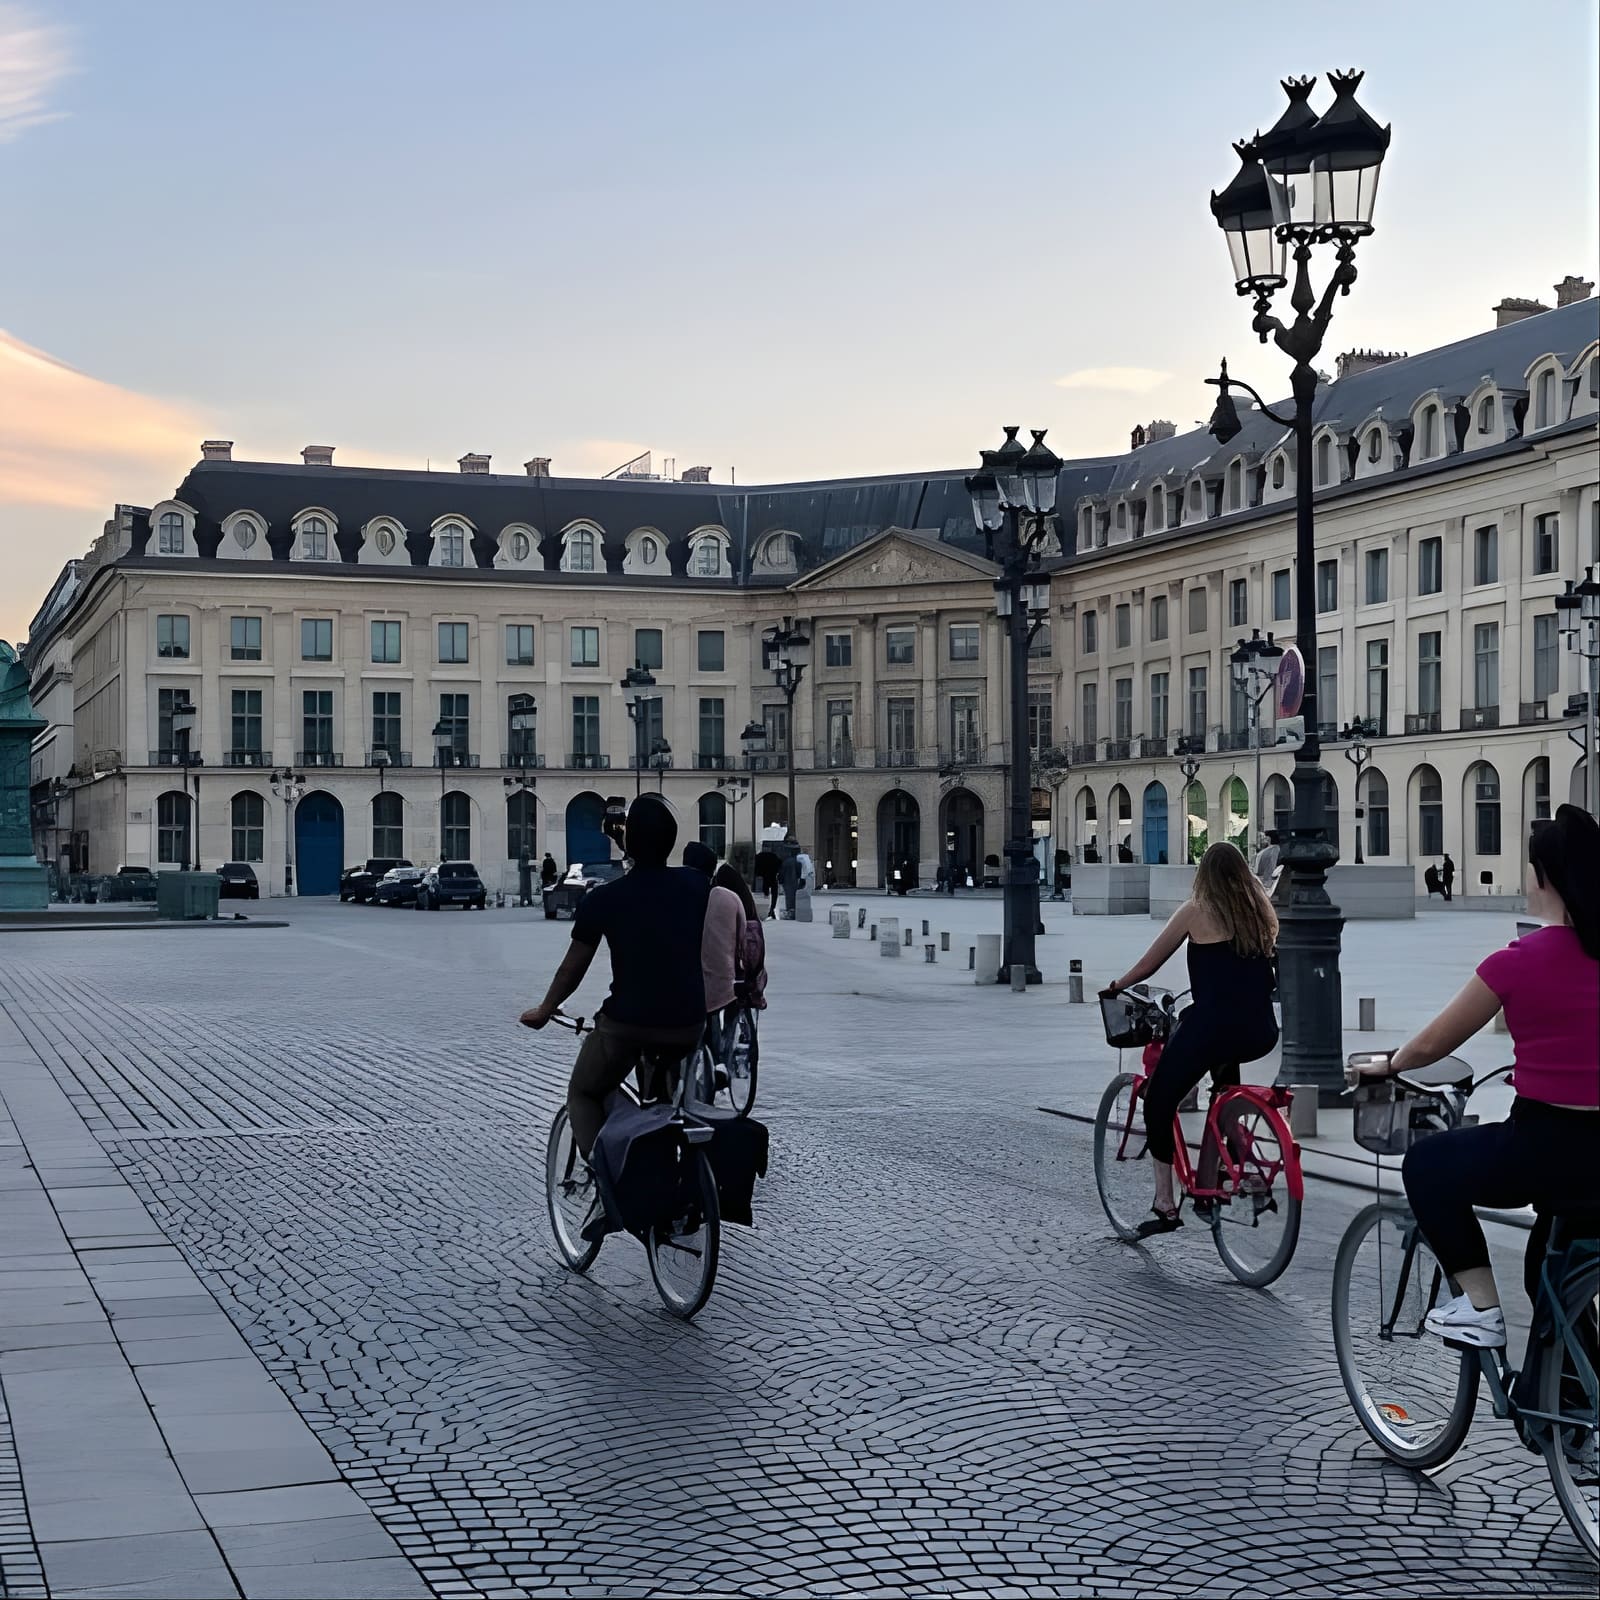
779, 847, 802, 919
796, 847, 814, 891
1442, 853, 1456, 902
540, 852, 559, 892
715, 862, 768, 1009
753, 844, 781, 919
1117, 837, 1135, 864
1253, 830, 1280, 886
1424, 863, 1443, 899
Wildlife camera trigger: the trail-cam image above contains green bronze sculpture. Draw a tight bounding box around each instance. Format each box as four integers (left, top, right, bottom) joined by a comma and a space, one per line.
0, 641, 48, 910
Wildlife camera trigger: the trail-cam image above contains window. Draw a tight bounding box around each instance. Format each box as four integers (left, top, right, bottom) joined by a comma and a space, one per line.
570, 626, 599, 668
824, 699, 852, 765
373, 525, 397, 557
505, 790, 536, 860
825, 632, 853, 667
508, 530, 532, 563
1027, 690, 1053, 754
1364, 548, 1388, 604
1474, 622, 1500, 709
1472, 762, 1501, 853
436, 523, 465, 567
507, 695, 538, 763
1473, 525, 1498, 585
1228, 580, 1247, 629
1532, 513, 1559, 575
571, 695, 600, 759
1149, 596, 1168, 642
1151, 486, 1165, 530
505, 624, 536, 667
1365, 639, 1389, 728
230, 615, 261, 661
230, 689, 262, 756
886, 626, 915, 665
437, 693, 470, 762
1532, 756, 1552, 822
157, 511, 185, 554
1366, 429, 1383, 464
634, 534, 660, 568
157, 791, 190, 864
1114, 678, 1133, 741
1029, 623, 1052, 659
1419, 405, 1439, 459
1187, 481, 1201, 518
1478, 396, 1495, 434
1535, 369, 1557, 430
1229, 674, 1250, 736
1080, 683, 1098, 745
1417, 766, 1444, 855
300, 618, 333, 661
633, 628, 663, 670
442, 792, 471, 860
697, 794, 728, 857
301, 516, 329, 560
949, 624, 980, 662
372, 691, 402, 759
1316, 560, 1338, 613
1316, 434, 1332, 485
1418, 633, 1442, 717
1418, 536, 1443, 595
1271, 569, 1291, 622
437, 622, 469, 664
1114, 604, 1131, 649
231, 792, 264, 862
697, 630, 725, 672
565, 529, 597, 572
374, 792, 404, 859
1534, 614, 1560, 700
158, 687, 192, 756
1186, 667, 1207, 738
1150, 672, 1169, 737
1365, 771, 1389, 857
1116, 502, 1127, 531
949, 694, 980, 762
886, 697, 916, 759
371, 620, 402, 664
762, 703, 788, 759
1187, 588, 1207, 634
1271, 455, 1286, 490
692, 538, 725, 577
1317, 646, 1338, 729
1224, 460, 1242, 510
156, 614, 190, 659
700, 697, 727, 763
1082, 611, 1098, 654
302, 690, 334, 758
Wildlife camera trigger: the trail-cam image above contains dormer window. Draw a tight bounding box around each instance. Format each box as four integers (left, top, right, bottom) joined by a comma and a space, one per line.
231, 517, 258, 552
158, 511, 185, 554
563, 528, 598, 572
1535, 368, 1558, 429
1115, 502, 1126, 531
375, 525, 397, 556
436, 522, 466, 567
1187, 481, 1201, 516
301, 516, 330, 560
509, 530, 531, 562
1478, 396, 1495, 434
689, 530, 730, 577
1417, 406, 1439, 460
1227, 460, 1242, 509
1315, 435, 1332, 486
1367, 428, 1383, 463
1151, 485, 1165, 529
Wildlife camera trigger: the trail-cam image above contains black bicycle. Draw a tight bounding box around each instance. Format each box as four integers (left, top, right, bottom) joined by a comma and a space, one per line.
1331, 1054, 1598, 1562
698, 996, 759, 1118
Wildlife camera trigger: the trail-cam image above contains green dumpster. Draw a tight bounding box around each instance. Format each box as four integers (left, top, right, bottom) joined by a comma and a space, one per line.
156, 871, 221, 920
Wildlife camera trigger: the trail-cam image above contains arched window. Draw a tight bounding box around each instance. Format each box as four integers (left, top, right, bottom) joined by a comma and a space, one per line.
231, 516, 258, 553
637, 534, 660, 566
158, 510, 185, 554
1589, 356, 1599, 399
1320, 770, 1340, 853
436, 522, 466, 567
698, 793, 727, 857
1536, 368, 1557, 429
563, 528, 597, 572
1415, 764, 1443, 856
1264, 774, 1292, 836
1271, 455, 1286, 490
157, 791, 190, 865
509, 529, 531, 562
506, 791, 537, 860
1316, 434, 1332, 485
1184, 781, 1207, 862
691, 534, 727, 577
441, 791, 471, 860
1363, 770, 1389, 857
373, 523, 398, 557
1150, 486, 1165, 530
1366, 428, 1384, 464
301, 515, 330, 560
1227, 460, 1242, 509
755, 531, 799, 573
1529, 755, 1551, 822
1419, 405, 1439, 459
1471, 761, 1501, 854
1077, 787, 1098, 860
1477, 396, 1495, 434
373, 792, 403, 858
230, 792, 264, 862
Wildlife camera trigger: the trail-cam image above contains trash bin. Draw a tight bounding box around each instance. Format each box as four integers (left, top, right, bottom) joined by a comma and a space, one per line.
156, 871, 221, 921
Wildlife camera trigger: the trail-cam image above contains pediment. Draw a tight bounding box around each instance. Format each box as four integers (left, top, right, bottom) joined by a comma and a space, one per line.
793, 528, 996, 592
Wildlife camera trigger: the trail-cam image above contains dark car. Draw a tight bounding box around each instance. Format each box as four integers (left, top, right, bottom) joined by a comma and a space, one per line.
542, 860, 624, 920
339, 857, 411, 902
372, 865, 427, 906
416, 861, 487, 910
217, 862, 259, 899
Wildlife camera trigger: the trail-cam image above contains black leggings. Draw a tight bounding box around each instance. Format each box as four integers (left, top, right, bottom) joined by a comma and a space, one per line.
1142, 1006, 1278, 1164
1402, 1098, 1600, 1286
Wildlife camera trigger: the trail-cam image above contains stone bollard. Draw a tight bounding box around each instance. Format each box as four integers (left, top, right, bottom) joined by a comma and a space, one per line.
870, 923, 877, 942
830, 903, 852, 939
921, 919, 930, 937
1358, 997, 1376, 1032
904, 926, 913, 947
975, 933, 1000, 985
924, 943, 935, 963
879, 917, 900, 957
1289, 1087, 1319, 1140
968, 946, 975, 971
940, 931, 950, 953
1067, 957, 1084, 1005
1010, 964, 1027, 993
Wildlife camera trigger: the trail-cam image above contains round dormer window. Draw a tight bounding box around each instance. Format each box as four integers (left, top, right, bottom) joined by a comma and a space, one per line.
510, 530, 531, 562
375, 527, 396, 556
639, 537, 659, 565
234, 519, 257, 550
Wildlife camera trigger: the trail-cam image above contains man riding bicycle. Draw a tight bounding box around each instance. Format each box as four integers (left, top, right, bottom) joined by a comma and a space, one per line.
521, 795, 710, 1157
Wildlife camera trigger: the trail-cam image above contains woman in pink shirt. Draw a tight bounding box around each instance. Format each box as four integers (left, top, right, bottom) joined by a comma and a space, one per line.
1384, 805, 1600, 1348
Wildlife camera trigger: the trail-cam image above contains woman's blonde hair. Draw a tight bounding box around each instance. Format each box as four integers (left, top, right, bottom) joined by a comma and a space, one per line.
1192, 841, 1278, 957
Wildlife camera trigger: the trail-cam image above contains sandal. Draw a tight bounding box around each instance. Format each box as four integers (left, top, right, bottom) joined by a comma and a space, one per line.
1134, 1208, 1184, 1238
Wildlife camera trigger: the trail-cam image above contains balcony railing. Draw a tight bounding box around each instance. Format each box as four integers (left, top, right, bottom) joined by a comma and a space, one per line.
148, 748, 200, 767
695, 750, 731, 770
876, 749, 918, 768
1519, 701, 1551, 725
568, 752, 610, 770
1217, 729, 1253, 752
1104, 737, 1132, 761
1139, 735, 1168, 759
1404, 712, 1441, 735
433, 751, 481, 768
1462, 706, 1500, 730
367, 749, 413, 767
818, 745, 855, 769
223, 750, 270, 767
941, 745, 983, 770
298, 750, 343, 768
1070, 742, 1100, 765
501, 751, 546, 769
747, 751, 787, 771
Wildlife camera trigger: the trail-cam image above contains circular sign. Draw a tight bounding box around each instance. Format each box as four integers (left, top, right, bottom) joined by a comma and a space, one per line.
1276, 645, 1305, 719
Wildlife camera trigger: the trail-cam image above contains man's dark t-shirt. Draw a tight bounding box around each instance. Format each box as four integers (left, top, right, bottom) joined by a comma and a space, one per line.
572, 866, 710, 1028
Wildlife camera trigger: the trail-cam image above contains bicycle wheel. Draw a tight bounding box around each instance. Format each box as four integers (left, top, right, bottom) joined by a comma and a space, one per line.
545, 1109, 601, 1273
1332, 1200, 1479, 1468
726, 1007, 759, 1117
1093, 1074, 1154, 1242
1208, 1095, 1302, 1288
646, 1146, 720, 1319
1538, 1248, 1599, 1561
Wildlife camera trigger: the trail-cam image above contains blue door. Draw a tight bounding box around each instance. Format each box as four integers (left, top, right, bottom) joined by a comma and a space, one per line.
564, 793, 608, 872
294, 792, 345, 895
1141, 782, 1169, 866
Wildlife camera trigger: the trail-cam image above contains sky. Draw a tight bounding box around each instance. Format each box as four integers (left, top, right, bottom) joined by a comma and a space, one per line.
2, 0, 1597, 641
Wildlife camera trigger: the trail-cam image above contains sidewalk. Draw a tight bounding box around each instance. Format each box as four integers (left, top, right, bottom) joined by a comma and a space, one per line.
0, 1009, 428, 1600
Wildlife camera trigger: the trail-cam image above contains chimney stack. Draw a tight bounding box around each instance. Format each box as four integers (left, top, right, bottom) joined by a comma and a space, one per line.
1144, 420, 1176, 444
1130, 424, 1147, 450
301, 444, 335, 467
1335, 348, 1407, 381
524, 457, 551, 478
200, 440, 233, 462
679, 464, 712, 483
1555, 275, 1596, 308
458, 453, 491, 475
1493, 296, 1549, 327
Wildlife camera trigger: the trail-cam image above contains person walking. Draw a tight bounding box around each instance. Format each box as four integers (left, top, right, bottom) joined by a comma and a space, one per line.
1252, 830, 1281, 886
754, 845, 781, 920
1442, 852, 1456, 902
779, 846, 802, 920
540, 852, 559, 893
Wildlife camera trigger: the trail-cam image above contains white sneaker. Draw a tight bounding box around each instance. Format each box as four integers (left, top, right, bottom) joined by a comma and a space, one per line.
1424, 1292, 1506, 1348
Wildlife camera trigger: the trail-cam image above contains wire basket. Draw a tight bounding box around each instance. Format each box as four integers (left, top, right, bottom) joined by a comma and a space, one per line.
1351, 1078, 1461, 1156
1100, 992, 1156, 1050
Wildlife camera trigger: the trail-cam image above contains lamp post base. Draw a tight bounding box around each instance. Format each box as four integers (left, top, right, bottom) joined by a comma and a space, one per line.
1000, 842, 1042, 985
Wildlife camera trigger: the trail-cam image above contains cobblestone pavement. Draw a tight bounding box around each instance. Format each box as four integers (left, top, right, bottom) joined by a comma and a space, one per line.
0, 902, 1592, 1597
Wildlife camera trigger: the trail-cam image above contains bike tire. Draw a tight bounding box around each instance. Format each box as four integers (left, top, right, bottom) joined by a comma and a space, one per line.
545, 1109, 602, 1273
1537, 1247, 1599, 1562
1332, 1200, 1479, 1469
1208, 1095, 1303, 1289
1093, 1074, 1151, 1242
727, 1007, 759, 1117
647, 1147, 720, 1320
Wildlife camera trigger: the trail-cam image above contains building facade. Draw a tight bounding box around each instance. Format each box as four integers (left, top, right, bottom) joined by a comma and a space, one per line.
24, 294, 1599, 898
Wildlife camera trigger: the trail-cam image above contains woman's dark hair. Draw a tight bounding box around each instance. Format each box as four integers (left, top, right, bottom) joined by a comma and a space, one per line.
1530, 804, 1600, 959
623, 795, 677, 866
714, 862, 759, 921
682, 840, 717, 877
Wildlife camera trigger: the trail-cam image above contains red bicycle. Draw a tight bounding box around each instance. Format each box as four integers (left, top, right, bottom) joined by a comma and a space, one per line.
1092, 985, 1304, 1287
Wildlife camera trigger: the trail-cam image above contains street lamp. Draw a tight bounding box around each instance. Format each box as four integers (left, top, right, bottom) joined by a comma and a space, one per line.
762, 618, 811, 844
621, 664, 659, 798
269, 768, 306, 895
372, 749, 391, 792
967, 425, 1061, 983
1556, 568, 1600, 818
740, 720, 766, 857
1339, 718, 1374, 863
167, 699, 201, 871
1229, 628, 1285, 853
1207, 69, 1390, 1101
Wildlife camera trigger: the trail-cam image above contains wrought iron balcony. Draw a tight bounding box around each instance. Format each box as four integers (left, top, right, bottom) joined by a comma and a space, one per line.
1216, 729, 1253, 752
223, 750, 270, 767
1104, 738, 1132, 761
501, 751, 546, 769
875, 749, 919, 768
1518, 701, 1552, 725
1461, 706, 1500, 730
568, 752, 610, 770
297, 750, 343, 767
1139, 735, 1168, 759
818, 745, 856, 769
747, 751, 787, 771
695, 750, 732, 771
148, 748, 201, 766
433, 751, 481, 768
1404, 712, 1441, 735
940, 745, 984, 770
367, 749, 413, 767
1070, 742, 1100, 765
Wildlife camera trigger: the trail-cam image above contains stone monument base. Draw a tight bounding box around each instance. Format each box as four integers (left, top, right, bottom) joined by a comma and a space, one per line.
0, 857, 48, 912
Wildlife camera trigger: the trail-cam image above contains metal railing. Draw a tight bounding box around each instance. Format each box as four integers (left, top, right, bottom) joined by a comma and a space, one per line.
1217, 729, 1253, 752
818, 745, 855, 769
501, 751, 545, 769
1461, 706, 1500, 730
223, 750, 270, 767
876, 749, 918, 768
1518, 701, 1551, 725
694, 750, 731, 770
1070, 742, 1100, 765
433, 751, 481, 768
747, 751, 787, 771
367, 749, 413, 767
298, 750, 343, 767
1140, 735, 1168, 758
1404, 712, 1441, 734
1104, 737, 1132, 761
568, 752, 610, 770
148, 748, 199, 766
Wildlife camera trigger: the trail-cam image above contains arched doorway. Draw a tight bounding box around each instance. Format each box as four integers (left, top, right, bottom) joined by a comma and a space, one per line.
939, 787, 984, 882
1185, 781, 1208, 863
1076, 786, 1098, 861
697, 792, 728, 858
1222, 776, 1249, 851
441, 791, 472, 861
760, 793, 789, 840
877, 790, 920, 888
565, 792, 607, 870
1108, 784, 1133, 860
815, 791, 858, 887
506, 791, 537, 861
1141, 781, 1168, 865
372, 792, 404, 859
1264, 774, 1292, 838
294, 792, 344, 894
1412, 764, 1443, 858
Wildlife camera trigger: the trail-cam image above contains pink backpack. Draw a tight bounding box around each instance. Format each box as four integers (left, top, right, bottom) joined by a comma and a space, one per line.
738, 916, 769, 1007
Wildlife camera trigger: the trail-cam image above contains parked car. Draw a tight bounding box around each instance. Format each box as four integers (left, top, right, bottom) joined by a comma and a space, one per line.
416, 861, 487, 910
542, 859, 623, 920
101, 865, 158, 902
339, 857, 412, 902
217, 862, 259, 899
372, 865, 427, 906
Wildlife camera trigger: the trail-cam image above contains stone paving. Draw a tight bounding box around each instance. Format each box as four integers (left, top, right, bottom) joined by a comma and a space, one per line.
0, 899, 1591, 1596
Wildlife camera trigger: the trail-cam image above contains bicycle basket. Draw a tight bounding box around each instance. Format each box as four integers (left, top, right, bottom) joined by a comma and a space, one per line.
1351, 1079, 1458, 1156
1101, 992, 1155, 1049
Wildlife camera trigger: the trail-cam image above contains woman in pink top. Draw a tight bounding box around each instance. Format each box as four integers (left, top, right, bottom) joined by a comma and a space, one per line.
1383, 806, 1600, 1348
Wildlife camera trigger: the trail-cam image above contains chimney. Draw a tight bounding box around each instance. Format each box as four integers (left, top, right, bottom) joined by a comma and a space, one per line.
301, 444, 335, 467
1130, 424, 1147, 450
1335, 348, 1407, 381
679, 464, 712, 483
1493, 296, 1549, 327
200, 440, 233, 462
459, 453, 491, 475
524, 457, 551, 478
1144, 419, 1176, 444
1555, 275, 1596, 308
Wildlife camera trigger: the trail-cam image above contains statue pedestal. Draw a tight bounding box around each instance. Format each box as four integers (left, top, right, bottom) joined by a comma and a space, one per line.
0, 857, 48, 911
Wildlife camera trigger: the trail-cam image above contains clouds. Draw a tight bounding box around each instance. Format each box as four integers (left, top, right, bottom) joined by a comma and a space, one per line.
0, 3, 72, 142
1054, 366, 1173, 395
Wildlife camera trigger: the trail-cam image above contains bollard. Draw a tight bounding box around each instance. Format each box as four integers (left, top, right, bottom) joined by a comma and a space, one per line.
1357, 997, 1376, 1032
1289, 1087, 1319, 1140
904, 926, 913, 947
924, 943, 935, 963
940, 931, 950, 953
830, 902, 852, 939
968, 946, 976, 971
1010, 963, 1027, 993
879, 917, 900, 957
921, 919, 930, 937
975, 933, 1001, 985
869, 923, 877, 942
1068, 958, 1084, 1005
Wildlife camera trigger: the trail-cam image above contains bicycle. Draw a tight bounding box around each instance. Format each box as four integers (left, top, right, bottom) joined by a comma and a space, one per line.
1331, 1053, 1598, 1562
1092, 984, 1304, 1288
543, 1012, 721, 1319
698, 994, 760, 1118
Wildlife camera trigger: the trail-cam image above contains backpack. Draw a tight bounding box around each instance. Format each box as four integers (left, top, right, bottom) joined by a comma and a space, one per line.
738, 916, 769, 1006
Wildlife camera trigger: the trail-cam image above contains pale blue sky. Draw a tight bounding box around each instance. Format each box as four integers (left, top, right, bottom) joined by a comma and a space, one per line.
2, 0, 1596, 637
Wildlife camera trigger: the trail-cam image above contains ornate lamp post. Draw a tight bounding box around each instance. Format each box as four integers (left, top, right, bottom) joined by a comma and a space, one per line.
620, 665, 659, 798
269, 768, 306, 896
1229, 628, 1284, 854
762, 619, 811, 843
1339, 718, 1374, 862
167, 700, 202, 871
1206, 70, 1390, 1100
966, 426, 1062, 983
1556, 568, 1600, 817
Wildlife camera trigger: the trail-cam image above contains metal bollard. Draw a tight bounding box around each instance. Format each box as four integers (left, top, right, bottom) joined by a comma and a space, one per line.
1288, 1087, 1319, 1140
924, 943, 935, 963
968, 946, 975, 971
1358, 997, 1376, 1032
940, 931, 950, 953
1068, 958, 1083, 1005
904, 927, 913, 947
1010, 963, 1026, 993
869, 924, 877, 942
921, 919, 929, 937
